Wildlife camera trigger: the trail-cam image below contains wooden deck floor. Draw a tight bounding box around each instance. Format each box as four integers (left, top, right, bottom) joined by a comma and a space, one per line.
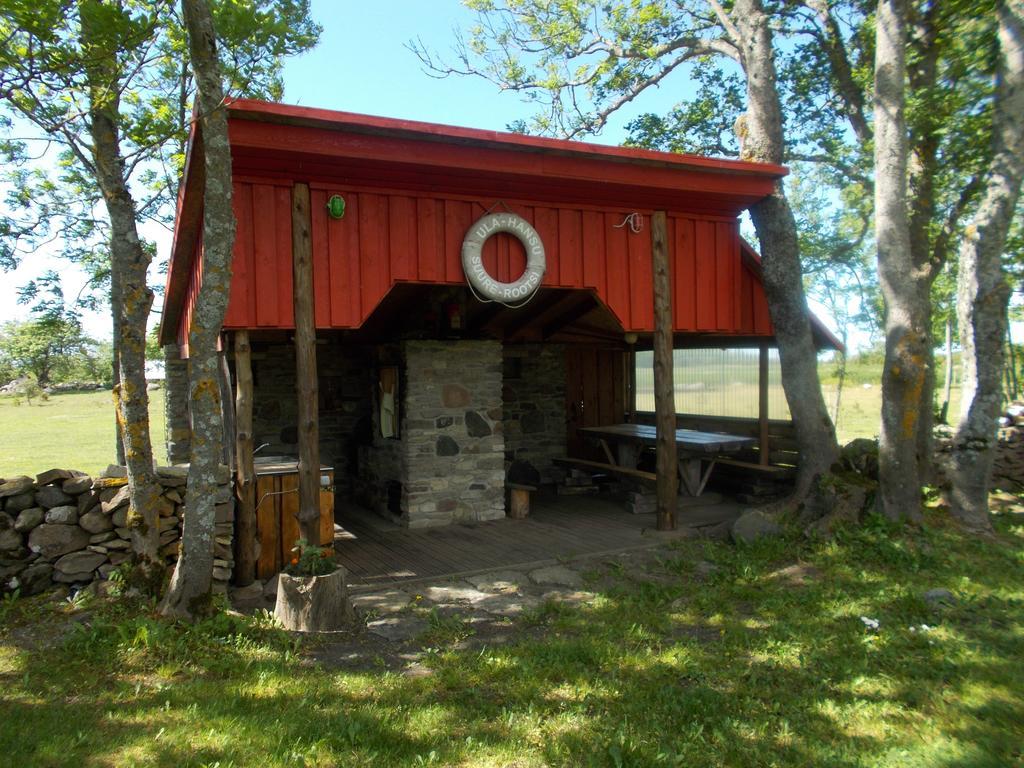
333, 492, 741, 590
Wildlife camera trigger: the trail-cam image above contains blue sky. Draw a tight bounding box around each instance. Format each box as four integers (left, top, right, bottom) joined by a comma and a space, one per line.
3, 0, 676, 341
2, 1, 848, 347
278, 0, 676, 142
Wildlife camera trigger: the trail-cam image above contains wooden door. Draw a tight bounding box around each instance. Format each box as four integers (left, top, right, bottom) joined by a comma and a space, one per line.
565, 347, 627, 460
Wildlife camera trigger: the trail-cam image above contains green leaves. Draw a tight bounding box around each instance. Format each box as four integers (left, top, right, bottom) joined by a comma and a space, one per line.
0, 0, 320, 311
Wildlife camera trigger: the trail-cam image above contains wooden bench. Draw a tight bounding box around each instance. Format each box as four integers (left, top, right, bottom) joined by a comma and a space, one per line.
714, 458, 796, 478
553, 457, 657, 483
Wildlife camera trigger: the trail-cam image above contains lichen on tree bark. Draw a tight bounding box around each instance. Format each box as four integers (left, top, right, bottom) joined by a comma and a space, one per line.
734, 0, 839, 498
948, 0, 1024, 533
81, 2, 162, 569
161, 0, 236, 619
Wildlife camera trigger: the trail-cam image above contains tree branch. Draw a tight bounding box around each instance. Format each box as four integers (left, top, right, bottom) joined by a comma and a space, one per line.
803, 0, 871, 143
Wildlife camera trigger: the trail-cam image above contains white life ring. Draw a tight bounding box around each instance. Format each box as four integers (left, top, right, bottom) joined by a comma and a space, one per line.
461, 212, 546, 305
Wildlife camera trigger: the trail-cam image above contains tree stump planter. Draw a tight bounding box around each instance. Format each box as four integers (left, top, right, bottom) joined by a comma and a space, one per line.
273, 567, 356, 632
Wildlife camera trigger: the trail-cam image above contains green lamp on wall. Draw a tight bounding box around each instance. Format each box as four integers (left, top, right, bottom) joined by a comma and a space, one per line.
327, 194, 346, 219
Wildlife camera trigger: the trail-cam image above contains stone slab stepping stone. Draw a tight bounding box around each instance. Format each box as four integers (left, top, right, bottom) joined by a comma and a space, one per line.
422, 582, 492, 605
366, 616, 429, 643
465, 570, 529, 593
429, 604, 495, 625
475, 592, 540, 617
529, 564, 583, 588
352, 589, 413, 614
541, 589, 595, 606
402, 662, 434, 678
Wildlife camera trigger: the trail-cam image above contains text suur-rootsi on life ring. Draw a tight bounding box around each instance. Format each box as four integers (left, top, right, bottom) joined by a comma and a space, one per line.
461, 212, 546, 304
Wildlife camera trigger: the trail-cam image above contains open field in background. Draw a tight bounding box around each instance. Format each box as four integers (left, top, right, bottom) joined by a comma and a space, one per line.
634, 380, 959, 446
825, 384, 963, 445
635, 354, 966, 446
0, 389, 167, 477
0, 356, 969, 476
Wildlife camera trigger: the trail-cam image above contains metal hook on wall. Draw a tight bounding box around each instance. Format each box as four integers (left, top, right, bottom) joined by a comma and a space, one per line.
614, 212, 644, 234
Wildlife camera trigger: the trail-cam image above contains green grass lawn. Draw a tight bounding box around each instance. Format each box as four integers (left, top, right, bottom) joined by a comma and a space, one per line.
0, 389, 167, 477
1, 505, 1021, 766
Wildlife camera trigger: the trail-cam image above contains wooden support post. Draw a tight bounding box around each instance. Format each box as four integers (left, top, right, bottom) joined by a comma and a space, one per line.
233, 330, 257, 586
292, 182, 321, 546
622, 348, 630, 423
759, 344, 771, 466
651, 211, 678, 531
218, 346, 236, 473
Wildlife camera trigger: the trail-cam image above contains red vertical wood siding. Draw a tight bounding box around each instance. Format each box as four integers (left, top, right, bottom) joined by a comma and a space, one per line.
581, 210, 606, 297
208, 184, 772, 338
602, 211, 631, 325
672, 216, 697, 330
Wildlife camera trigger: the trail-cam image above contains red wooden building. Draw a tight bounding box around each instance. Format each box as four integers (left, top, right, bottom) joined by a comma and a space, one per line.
161, 100, 837, 576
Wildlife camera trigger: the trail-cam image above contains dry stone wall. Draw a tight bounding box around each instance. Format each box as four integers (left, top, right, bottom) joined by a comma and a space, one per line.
0, 466, 234, 596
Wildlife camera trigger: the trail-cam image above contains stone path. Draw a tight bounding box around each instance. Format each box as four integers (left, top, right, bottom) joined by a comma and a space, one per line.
253, 542, 733, 674
353, 560, 591, 640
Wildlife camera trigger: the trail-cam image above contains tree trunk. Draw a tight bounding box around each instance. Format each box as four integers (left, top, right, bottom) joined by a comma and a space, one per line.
233, 330, 257, 586
1006, 314, 1019, 398
948, 0, 1024, 532
274, 568, 356, 632
162, 0, 236, 619
81, 4, 162, 569
833, 350, 847, 436
733, 0, 839, 499
758, 344, 771, 464
111, 277, 126, 465
907, 5, 942, 486
650, 211, 678, 530
915, 303, 937, 486
939, 317, 954, 424
291, 182, 321, 545
218, 350, 236, 471
874, 0, 928, 521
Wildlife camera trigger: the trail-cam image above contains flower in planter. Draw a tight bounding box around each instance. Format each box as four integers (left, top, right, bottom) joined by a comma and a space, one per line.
285, 539, 338, 577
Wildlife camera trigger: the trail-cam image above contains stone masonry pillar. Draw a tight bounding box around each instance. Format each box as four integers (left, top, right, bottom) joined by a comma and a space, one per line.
163, 343, 192, 464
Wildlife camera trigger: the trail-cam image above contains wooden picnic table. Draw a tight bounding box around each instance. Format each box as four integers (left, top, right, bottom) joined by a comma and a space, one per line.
578, 423, 756, 496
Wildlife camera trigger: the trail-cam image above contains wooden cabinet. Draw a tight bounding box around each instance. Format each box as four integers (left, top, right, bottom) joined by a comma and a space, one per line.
253, 463, 334, 580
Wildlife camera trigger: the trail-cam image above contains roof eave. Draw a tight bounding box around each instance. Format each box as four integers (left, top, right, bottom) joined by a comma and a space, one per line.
739, 240, 845, 353
159, 121, 204, 348
224, 98, 789, 181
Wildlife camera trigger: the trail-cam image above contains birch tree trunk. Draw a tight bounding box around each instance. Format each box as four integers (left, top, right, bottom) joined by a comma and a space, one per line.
733, 0, 839, 498
833, 348, 847, 434
874, 0, 929, 521
1006, 316, 1019, 398
81, 3, 162, 568
906, 7, 942, 485
162, 0, 236, 618
948, 0, 1024, 532
939, 318, 954, 424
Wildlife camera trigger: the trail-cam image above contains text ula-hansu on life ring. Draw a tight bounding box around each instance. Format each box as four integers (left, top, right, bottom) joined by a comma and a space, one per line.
461, 213, 546, 303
